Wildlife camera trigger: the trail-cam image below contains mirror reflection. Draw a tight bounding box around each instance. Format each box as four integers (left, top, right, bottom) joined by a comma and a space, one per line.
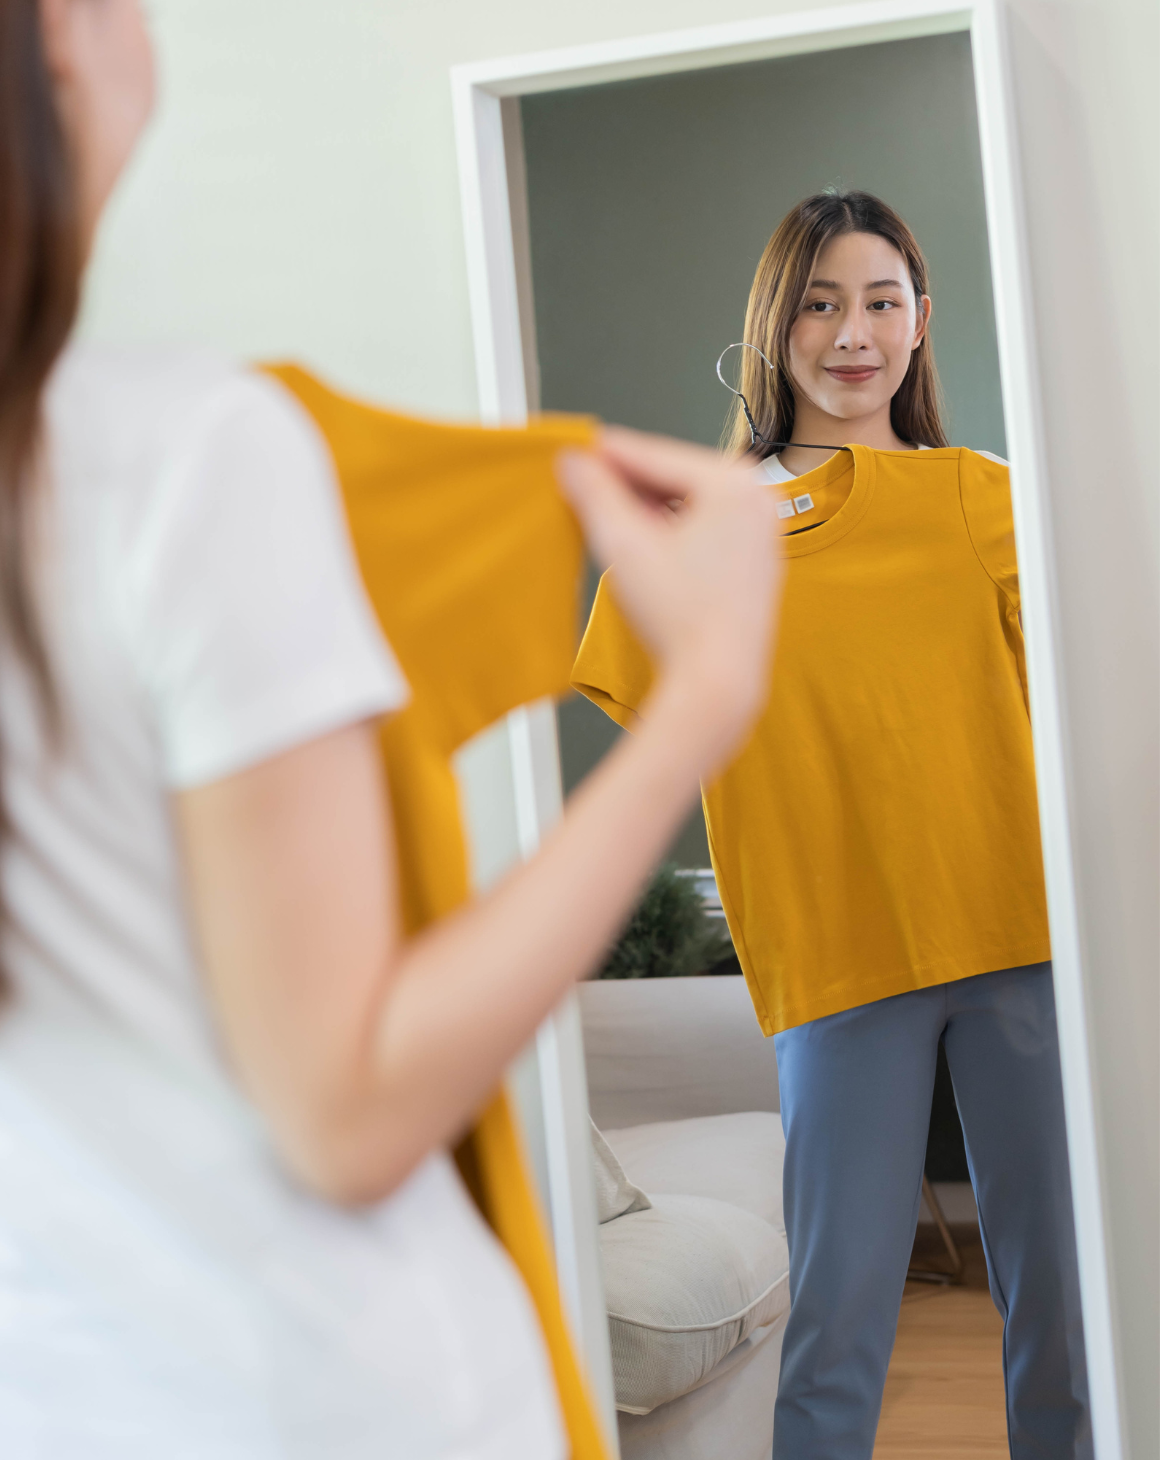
523, 32, 1091, 1460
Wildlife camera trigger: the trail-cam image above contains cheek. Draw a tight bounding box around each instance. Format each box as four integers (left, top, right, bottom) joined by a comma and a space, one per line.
876, 316, 918, 382
787, 318, 827, 376
784, 333, 809, 398
877, 309, 919, 351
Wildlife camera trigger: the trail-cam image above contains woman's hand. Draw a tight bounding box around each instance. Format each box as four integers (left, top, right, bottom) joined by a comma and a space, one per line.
560, 426, 783, 774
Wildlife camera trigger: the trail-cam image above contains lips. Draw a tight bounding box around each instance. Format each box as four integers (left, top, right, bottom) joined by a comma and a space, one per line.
825, 366, 880, 383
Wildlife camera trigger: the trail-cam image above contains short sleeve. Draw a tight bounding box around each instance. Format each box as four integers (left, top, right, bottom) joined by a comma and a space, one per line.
571, 570, 654, 730
959, 449, 1020, 614
122, 371, 408, 788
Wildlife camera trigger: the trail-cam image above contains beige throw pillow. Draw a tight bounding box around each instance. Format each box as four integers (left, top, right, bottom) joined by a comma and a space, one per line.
590, 1119, 652, 1224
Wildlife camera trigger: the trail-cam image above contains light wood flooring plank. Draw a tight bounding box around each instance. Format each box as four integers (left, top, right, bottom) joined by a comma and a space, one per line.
873, 1227, 1008, 1459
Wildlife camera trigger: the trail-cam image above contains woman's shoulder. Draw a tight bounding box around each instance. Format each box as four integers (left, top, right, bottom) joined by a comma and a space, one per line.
53, 338, 243, 393
906, 446, 1010, 483
963, 448, 1009, 469
910, 445, 1009, 467
49, 342, 305, 457
46, 342, 330, 530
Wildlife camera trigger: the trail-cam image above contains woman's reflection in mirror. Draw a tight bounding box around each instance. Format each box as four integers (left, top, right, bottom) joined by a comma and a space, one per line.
735, 191, 1093, 1460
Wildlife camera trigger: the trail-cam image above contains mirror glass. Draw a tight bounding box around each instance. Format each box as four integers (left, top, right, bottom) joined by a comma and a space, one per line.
515, 31, 1090, 1460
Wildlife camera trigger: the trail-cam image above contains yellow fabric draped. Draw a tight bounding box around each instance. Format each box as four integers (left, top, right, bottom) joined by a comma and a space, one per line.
261, 364, 607, 1460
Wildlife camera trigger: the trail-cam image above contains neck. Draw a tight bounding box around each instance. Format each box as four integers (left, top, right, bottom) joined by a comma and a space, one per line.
777, 398, 912, 478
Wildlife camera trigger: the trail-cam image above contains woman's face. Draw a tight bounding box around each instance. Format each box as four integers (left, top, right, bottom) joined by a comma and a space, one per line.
40, 0, 155, 245
786, 231, 931, 427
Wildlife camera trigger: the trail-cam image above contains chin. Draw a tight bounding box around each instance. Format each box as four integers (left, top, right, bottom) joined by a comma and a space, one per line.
817, 395, 888, 421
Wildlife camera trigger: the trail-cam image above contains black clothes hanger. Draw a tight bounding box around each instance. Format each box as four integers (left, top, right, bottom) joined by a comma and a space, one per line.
715, 342, 856, 458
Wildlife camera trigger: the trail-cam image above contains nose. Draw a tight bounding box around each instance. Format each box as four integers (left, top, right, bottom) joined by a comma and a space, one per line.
834, 309, 874, 352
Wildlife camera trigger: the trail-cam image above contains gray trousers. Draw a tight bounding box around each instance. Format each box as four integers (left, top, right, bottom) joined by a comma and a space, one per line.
771, 964, 1092, 1459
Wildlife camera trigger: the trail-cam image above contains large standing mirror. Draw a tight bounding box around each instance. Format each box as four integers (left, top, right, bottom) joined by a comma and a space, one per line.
454, 7, 1117, 1459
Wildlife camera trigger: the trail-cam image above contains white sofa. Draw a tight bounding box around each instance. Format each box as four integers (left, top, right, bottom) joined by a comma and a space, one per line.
578, 976, 786, 1460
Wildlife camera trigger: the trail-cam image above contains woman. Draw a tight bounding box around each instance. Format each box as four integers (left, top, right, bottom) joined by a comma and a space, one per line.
0, 2, 781, 1455
573, 191, 1092, 1459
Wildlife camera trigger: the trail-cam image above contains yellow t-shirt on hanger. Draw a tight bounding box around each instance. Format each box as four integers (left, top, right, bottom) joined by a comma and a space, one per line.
572, 444, 1051, 1036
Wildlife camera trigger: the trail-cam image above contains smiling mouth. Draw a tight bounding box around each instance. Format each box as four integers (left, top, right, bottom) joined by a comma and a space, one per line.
825, 366, 881, 382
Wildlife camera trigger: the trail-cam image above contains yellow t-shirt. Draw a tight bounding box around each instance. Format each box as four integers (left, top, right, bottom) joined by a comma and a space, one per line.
572, 444, 1051, 1036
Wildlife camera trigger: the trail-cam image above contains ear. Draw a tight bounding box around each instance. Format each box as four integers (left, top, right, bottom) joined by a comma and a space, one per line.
912, 295, 932, 351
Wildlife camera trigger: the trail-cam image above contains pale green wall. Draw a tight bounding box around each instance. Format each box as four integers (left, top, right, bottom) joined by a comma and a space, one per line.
527, 31, 1004, 863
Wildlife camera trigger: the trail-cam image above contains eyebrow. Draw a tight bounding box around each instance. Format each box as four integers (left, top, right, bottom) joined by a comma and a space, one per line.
808, 277, 907, 290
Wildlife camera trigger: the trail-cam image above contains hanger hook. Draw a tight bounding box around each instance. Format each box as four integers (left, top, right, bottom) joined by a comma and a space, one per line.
715, 342, 775, 450
714, 341, 775, 395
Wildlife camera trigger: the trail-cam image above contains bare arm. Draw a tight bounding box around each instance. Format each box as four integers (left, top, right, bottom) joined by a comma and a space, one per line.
176, 429, 781, 1204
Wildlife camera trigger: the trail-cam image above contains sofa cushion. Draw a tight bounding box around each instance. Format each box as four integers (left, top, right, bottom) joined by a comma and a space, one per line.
591, 1119, 651, 1223
604, 1111, 785, 1234
600, 1193, 789, 1414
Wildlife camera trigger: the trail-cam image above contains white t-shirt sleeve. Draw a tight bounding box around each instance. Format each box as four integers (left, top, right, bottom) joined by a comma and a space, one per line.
123, 371, 407, 789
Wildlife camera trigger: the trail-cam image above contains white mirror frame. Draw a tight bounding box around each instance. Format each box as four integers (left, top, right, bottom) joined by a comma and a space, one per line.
451, 5, 1124, 1457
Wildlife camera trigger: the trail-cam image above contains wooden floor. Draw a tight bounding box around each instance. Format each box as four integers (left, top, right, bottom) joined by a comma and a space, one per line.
873, 1225, 1009, 1459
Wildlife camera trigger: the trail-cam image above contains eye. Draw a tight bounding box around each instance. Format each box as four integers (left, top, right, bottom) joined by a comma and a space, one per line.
869, 299, 898, 311
804, 300, 836, 313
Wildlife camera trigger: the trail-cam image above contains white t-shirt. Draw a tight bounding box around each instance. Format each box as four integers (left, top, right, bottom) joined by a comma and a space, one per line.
0, 344, 564, 1460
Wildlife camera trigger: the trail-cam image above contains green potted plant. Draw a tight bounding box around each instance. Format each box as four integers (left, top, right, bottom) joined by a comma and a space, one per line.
598, 864, 737, 980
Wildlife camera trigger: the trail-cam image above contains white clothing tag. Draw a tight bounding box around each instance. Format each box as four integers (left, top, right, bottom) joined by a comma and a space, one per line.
776, 500, 796, 520
793, 493, 815, 514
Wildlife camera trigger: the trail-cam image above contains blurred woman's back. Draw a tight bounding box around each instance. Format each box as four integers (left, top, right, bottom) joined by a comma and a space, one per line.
0, 4, 780, 1456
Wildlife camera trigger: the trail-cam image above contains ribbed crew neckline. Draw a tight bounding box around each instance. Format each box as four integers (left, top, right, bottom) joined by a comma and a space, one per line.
774, 443, 872, 556
769, 445, 972, 557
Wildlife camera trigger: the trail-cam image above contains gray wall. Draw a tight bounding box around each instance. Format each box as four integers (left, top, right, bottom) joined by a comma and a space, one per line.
523, 32, 1006, 864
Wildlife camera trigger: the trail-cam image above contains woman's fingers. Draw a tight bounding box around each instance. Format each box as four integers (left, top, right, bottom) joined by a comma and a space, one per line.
595, 425, 738, 504
557, 448, 668, 571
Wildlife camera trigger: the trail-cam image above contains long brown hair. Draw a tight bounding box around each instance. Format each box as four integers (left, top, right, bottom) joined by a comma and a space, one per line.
724, 190, 947, 457
0, 0, 83, 985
